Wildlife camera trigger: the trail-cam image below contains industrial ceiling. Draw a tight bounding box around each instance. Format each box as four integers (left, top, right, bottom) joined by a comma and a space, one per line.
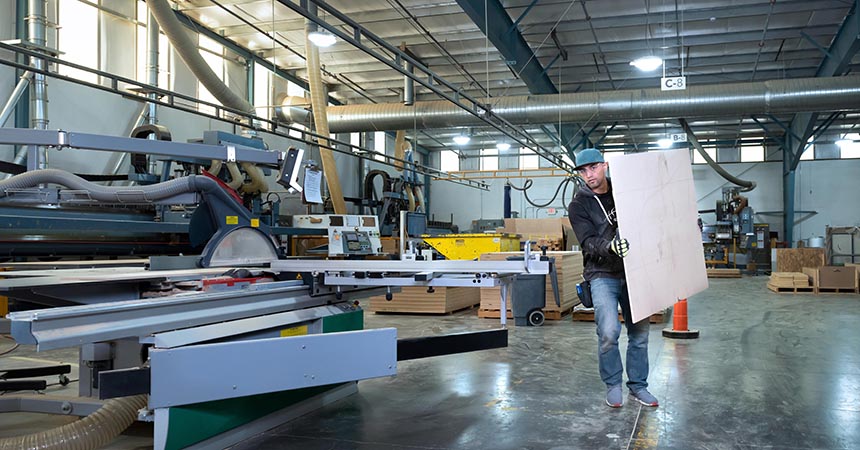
176, 0, 860, 157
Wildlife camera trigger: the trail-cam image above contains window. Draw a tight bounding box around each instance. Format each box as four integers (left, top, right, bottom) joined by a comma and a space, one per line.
800, 136, 815, 160
136, 27, 170, 89
693, 147, 717, 164
350, 133, 361, 152
839, 133, 860, 159
254, 63, 271, 120
197, 36, 225, 114
58, 1, 99, 83
289, 124, 305, 139
288, 81, 306, 98
440, 150, 459, 172
519, 147, 539, 169
481, 148, 499, 171
740, 146, 764, 162
374, 131, 387, 162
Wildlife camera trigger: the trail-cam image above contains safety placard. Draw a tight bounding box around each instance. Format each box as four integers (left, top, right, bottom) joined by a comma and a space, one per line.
225, 216, 239, 225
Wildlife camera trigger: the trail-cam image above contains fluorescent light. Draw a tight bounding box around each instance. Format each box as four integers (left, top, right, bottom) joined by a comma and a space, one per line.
308, 31, 336, 47
836, 139, 853, 148
496, 142, 511, 151
657, 138, 673, 148
630, 56, 663, 72
453, 135, 470, 145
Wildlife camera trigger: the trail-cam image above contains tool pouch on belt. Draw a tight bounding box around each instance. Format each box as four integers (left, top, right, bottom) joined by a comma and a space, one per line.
576, 280, 593, 308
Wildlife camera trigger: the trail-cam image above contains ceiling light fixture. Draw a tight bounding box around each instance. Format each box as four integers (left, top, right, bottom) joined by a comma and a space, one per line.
453, 135, 471, 145
630, 55, 663, 72
657, 138, 673, 148
308, 30, 336, 48
496, 142, 511, 151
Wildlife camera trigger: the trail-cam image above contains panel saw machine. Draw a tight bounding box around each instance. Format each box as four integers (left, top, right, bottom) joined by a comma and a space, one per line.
0, 130, 553, 449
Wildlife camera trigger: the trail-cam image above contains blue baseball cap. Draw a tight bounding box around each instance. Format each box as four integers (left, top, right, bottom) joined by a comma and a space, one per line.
574, 148, 605, 170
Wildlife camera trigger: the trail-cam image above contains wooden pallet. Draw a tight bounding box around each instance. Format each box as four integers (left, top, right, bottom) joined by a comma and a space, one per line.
707, 268, 742, 278
544, 304, 576, 320
477, 309, 513, 319
816, 287, 859, 294
767, 283, 815, 294
572, 309, 668, 324
373, 303, 480, 315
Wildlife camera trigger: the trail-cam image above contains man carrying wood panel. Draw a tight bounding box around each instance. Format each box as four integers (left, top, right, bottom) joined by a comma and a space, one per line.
567, 148, 659, 409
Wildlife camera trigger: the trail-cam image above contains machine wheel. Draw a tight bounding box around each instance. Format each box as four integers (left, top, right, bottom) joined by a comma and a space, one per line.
527, 309, 545, 327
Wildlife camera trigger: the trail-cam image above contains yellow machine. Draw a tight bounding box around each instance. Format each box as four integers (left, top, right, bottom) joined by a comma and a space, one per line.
422, 233, 520, 260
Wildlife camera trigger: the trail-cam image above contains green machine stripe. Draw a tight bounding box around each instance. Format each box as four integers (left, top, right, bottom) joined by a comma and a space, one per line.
164, 308, 364, 449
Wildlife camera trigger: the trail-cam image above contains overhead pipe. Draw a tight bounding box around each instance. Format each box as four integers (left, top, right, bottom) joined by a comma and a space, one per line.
323, 76, 860, 133
403, 61, 415, 106
680, 118, 756, 192
147, 0, 254, 114
26, 0, 47, 171
146, 11, 160, 125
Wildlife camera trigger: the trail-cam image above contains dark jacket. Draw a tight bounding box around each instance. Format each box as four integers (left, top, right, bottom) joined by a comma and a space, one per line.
567, 180, 624, 280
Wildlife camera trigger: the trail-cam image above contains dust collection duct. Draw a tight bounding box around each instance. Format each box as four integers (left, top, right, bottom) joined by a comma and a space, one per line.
310, 76, 860, 133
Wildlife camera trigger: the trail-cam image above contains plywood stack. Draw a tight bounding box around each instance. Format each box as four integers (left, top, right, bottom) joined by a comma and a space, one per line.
767, 272, 813, 293
367, 287, 480, 314
502, 218, 577, 251
774, 248, 825, 273
477, 251, 584, 320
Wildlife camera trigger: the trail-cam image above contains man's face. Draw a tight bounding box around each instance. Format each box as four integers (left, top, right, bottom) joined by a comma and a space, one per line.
578, 162, 607, 189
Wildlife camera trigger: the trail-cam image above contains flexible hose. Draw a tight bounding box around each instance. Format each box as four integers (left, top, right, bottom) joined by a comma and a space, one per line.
0, 395, 147, 450
508, 177, 578, 208
679, 118, 756, 192
413, 186, 425, 213
147, 0, 254, 114
406, 187, 415, 211
305, 8, 346, 214
0, 169, 250, 219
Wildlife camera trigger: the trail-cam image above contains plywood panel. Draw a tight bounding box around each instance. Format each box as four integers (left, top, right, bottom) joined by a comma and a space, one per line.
611, 149, 709, 322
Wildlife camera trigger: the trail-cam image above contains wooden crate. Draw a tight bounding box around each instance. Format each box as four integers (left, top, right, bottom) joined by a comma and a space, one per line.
775, 248, 825, 273
367, 286, 480, 314
803, 266, 859, 294
478, 251, 583, 317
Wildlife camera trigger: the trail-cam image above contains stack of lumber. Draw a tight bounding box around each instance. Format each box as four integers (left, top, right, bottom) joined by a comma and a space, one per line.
367, 287, 480, 314
706, 268, 741, 278
774, 248, 825, 273
767, 272, 812, 293
477, 251, 583, 320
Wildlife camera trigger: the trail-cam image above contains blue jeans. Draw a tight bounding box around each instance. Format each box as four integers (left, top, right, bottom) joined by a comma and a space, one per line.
590, 277, 650, 392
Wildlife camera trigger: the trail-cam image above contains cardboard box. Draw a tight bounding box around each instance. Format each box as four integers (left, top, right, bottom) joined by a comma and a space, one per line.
818, 266, 857, 289
803, 266, 858, 290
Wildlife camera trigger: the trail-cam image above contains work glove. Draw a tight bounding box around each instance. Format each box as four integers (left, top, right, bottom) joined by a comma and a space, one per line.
609, 238, 630, 258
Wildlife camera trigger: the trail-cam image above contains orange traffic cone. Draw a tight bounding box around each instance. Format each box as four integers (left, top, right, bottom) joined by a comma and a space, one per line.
662, 298, 699, 339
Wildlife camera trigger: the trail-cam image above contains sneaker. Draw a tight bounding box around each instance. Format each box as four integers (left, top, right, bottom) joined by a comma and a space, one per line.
629, 389, 659, 407
605, 385, 623, 408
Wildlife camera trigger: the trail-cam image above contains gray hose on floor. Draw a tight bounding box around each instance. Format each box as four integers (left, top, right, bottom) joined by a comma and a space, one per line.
0, 395, 147, 450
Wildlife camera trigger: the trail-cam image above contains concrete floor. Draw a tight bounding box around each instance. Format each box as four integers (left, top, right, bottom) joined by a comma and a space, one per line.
2, 276, 860, 449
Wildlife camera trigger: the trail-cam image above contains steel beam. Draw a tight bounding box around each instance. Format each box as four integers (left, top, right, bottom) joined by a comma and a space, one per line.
455, 0, 582, 155
784, 2, 860, 245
